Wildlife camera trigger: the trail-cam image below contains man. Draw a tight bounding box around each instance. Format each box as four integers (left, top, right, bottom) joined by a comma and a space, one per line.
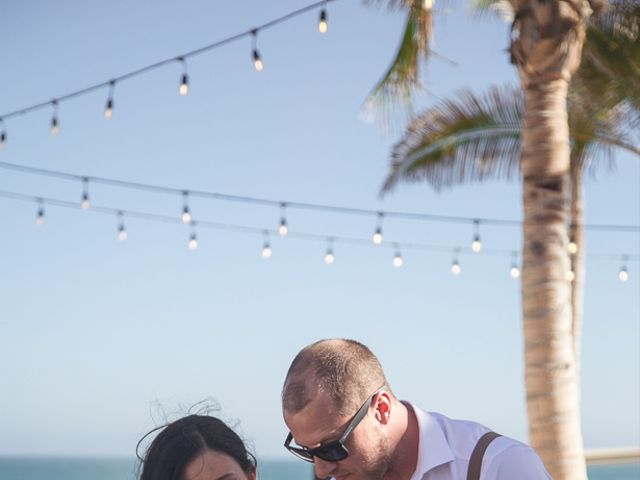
281, 338, 551, 480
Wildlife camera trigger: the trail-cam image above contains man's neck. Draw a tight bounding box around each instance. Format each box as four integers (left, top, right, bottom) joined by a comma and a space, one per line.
386, 401, 420, 480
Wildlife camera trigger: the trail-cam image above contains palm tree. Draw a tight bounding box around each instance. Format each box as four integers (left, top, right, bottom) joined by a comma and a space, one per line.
368, 0, 638, 478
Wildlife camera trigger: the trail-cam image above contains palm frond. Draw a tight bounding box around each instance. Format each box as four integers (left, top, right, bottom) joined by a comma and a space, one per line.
469, 0, 514, 20
384, 82, 640, 194
383, 85, 524, 193
577, 0, 640, 114
362, 0, 433, 129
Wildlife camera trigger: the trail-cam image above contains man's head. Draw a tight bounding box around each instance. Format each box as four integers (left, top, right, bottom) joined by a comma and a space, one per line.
281, 339, 399, 480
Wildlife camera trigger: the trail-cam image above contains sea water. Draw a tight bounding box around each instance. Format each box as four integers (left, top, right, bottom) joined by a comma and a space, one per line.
0, 457, 637, 479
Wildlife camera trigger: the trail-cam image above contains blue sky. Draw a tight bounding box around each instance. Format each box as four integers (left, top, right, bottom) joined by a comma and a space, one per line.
0, 0, 638, 459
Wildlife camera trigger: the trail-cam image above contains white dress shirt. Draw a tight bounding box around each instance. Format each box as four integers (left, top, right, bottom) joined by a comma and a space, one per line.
408, 403, 551, 480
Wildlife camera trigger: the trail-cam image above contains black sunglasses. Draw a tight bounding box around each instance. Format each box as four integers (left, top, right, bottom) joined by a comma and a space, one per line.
284, 386, 385, 463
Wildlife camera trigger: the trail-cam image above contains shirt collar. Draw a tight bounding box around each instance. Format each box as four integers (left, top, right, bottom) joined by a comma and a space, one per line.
406, 403, 455, 479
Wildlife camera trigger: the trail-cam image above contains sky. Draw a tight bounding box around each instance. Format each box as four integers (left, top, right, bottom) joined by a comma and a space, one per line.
0, 0, 638, 460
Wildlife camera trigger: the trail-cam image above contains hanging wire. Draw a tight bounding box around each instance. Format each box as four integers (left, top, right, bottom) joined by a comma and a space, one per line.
1, 189, 638, 265
0, 0, 339, 124
0, 161, 638, 233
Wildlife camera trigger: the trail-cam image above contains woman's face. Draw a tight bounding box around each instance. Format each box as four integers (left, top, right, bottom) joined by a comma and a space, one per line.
182, 449, 256, 480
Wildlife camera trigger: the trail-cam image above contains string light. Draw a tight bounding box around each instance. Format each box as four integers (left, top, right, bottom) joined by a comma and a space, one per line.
1, 189, 637, 279
566, 269, 575, 282
104, 80, 115, 118
619, 255, 629, 282
0, 119, 6, 149
1, 0, 342, 134
1, 160, 637, 236
117, 211, 128, 241
318, 4, 328, 33
372, 212, 384, 245
181, 191, 192, 224
324, 237, 335, 265
279, 203, 288, 237
251, 30, 264, 71
471, 220, 482, 253
50, 101, 59, 137
392, 245, 403, 268
451, 249, 461, 275
35, 198, 45, 226
510, 251, 520, 279
261, 231, 272, 259
81, 177, 91, 209
568, 238, 578, 255
178, 57, 189, 96
188, 223, 198, 251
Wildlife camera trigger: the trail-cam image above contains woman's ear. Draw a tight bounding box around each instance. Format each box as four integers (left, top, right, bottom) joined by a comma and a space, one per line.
247, 467, 257, 480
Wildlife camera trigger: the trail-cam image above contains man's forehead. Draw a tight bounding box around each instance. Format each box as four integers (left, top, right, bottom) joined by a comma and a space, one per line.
284, 389, 347, 447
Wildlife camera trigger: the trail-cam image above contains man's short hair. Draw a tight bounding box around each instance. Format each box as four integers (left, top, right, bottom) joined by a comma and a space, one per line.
282, 339, 389, 416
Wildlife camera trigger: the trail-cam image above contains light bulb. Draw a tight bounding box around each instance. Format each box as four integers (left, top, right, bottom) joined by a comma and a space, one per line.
0, 131, 6, 149
188, 234, 198, 251
451, 262, 461, 275
471, 235, 482, 253
318, 10, 328, 33
568, 241, 578, 254
181, 207, 192, 224
324, 250, 335, 265
279, 219, 288, 237
104, 98, 114, 118
51, 117, 59, 136
253, 50, 264, 71
262, 243, 272, 259
619, 268, 629, 282
423, 0, 433, 9
372, 228, 383, 245
510, 265, 520, 278
81, 193, 90, 210
118, 225, 128, 242
392, 253, 403, 268
565, 270, 575, 282
36, 208, 45, 226
179, 73, 189, 96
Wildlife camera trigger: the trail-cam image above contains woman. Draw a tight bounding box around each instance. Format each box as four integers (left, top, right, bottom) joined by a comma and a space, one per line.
137, 414, 257, 480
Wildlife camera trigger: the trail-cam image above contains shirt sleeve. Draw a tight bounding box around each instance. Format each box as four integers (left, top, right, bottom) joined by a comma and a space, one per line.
485, 444, 553, 479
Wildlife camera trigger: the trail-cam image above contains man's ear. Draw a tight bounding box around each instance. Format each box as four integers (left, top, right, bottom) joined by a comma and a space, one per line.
374, 391, 392, 425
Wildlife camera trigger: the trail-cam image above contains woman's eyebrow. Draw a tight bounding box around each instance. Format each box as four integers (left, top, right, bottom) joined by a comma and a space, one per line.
214, 474, 238, 480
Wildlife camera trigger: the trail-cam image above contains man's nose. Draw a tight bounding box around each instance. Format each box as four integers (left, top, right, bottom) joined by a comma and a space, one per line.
314, 458, 337, 479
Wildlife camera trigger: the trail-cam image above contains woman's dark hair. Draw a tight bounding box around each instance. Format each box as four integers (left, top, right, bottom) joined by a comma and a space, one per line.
137, 414, 256, 480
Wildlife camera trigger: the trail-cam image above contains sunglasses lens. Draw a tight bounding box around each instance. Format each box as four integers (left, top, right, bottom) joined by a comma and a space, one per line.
313, 442, 348, 462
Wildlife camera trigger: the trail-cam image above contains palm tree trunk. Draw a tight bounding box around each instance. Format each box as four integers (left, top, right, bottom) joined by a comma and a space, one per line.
511, 1, 596, 477
569, 160, 585, 385
520, 79, 587, 480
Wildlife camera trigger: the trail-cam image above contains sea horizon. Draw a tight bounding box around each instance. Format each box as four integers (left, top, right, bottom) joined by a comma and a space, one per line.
0, 455, 638, 480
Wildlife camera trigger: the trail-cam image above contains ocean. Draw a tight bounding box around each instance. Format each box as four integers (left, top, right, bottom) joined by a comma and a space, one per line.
0, 457, 637, 480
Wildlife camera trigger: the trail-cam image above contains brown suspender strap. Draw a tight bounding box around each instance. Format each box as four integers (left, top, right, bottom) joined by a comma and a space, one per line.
466, 431, 502, 480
